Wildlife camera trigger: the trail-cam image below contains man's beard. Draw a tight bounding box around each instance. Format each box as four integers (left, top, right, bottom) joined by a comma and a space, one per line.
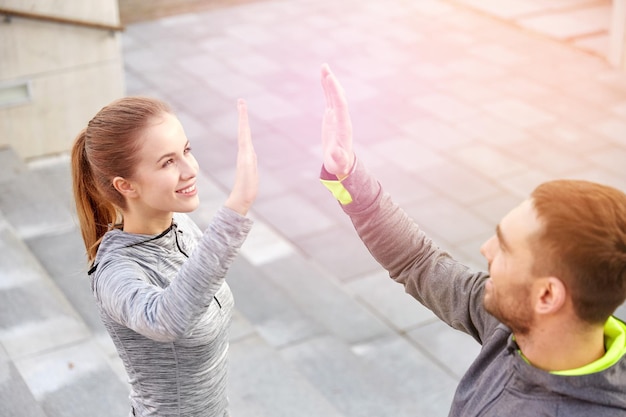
483, 283, 534, 336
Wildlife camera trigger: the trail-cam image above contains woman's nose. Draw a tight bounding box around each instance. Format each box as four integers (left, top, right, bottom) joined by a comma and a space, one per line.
180, 158, 197, 179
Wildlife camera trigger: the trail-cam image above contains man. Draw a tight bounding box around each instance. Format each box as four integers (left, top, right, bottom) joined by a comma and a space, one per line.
319, 64, 626, 416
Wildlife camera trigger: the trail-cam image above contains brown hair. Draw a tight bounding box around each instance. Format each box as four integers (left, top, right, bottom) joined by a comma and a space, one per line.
71, 97, 172, 263
531, 179, 626, 324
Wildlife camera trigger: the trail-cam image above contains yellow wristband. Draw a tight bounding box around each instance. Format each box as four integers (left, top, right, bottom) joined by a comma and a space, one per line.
320, 178, 353, 205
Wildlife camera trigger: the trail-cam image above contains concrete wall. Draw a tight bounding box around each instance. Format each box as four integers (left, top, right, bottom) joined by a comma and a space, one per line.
0, 0, 125, 160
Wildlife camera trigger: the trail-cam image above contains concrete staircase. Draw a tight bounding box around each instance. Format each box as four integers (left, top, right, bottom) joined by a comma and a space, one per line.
0, 147, 129, 417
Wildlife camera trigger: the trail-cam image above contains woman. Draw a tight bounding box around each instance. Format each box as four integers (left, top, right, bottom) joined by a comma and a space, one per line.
71, 96, 257, 416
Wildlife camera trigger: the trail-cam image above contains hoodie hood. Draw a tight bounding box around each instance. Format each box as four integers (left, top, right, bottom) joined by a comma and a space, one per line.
507, 317, 626, 410
90, 213, 201, 275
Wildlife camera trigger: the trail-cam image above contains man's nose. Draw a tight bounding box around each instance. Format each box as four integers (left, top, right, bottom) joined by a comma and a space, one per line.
480, 236, 495, 260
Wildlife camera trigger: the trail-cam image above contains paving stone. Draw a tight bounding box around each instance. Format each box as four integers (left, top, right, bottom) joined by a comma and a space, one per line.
260, 254, 392, 344
239, 219, 296, 266
370, 137, 446, 173
39, 369, 130, 417
454, 0, 549, 19
410, 92, 480, 123
444, 58, 507, 80
499, 170, 554, 199
565, 167, 626, 192
280, 335, 398, 417
200, 71, 268, 102
295, 226, 384, 283
482, 98, 556, 128
368, 164, 438, 207
0, 358, 48, 417
468, 192, 524, 225
590, 117, 626, 146
249, 128, 310, 170
403, 195, 494, 246
140, 68, 205, 99
574, 33, 609, 57
350, 334, 459, 417
229, 309, 257, 343
517, 5, 611, 40
14, 340, 129, 417
468, 43, 528, 66
226, 257, 325, 348
501, 137, 595, 177
229, 334, 344, 417
531, 93, 612, 125
414, 163, 502, 205
457, 116, 530, 147
526, 123, 610, 154
488, 76, 555, 100
343, 270, 437, 331
252, 194, 336, 241
399, 117, 474, 151
611, 101, 626, 116
586, 147, 626, 178
0, 313, 90, 361
450, 142, 529, 178
407, 320, 483, 379
453, 232, 492, 272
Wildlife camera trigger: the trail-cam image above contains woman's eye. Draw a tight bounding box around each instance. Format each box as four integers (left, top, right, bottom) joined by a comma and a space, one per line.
163, 159, 175, 168
184, 146, 192, 154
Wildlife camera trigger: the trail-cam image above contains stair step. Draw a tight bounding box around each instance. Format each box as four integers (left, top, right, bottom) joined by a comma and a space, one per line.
0, 161, 74, 240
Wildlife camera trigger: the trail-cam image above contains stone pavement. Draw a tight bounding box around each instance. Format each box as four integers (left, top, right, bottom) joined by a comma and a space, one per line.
2, 0, 626, 416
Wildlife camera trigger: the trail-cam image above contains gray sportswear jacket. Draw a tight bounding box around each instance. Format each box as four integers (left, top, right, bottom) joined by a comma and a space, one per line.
90, 208, 252, 417
322, 161, 626, 417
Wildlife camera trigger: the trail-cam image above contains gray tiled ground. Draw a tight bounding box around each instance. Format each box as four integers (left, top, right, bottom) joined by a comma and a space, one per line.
2, 0, 626, 416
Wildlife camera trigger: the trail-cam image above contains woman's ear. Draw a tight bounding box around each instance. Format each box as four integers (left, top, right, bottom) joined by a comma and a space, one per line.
534, 277, 567, 315
112, 177, 138, 198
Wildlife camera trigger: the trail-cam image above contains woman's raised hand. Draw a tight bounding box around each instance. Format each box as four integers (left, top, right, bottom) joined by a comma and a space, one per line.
225, 99, 258, 215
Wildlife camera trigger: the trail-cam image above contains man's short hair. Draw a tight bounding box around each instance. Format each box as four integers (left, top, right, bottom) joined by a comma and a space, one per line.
531, 180, 626, 324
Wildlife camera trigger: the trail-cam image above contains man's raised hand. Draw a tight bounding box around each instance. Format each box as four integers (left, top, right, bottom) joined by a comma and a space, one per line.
321, 64, 355, 179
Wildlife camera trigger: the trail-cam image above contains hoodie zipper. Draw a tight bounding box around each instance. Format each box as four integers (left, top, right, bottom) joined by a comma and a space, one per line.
174, 228, 222, 309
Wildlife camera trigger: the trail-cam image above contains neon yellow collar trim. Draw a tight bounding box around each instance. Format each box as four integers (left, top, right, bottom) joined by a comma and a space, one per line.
517, 317, 626, 375
551, 316, 626, 376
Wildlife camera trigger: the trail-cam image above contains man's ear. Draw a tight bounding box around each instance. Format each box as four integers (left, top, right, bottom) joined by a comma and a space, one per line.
534, 277, 567, 315
112, 176, 138, 198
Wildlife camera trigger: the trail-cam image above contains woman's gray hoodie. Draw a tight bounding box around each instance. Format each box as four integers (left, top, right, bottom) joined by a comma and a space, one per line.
90, 207, 252, 417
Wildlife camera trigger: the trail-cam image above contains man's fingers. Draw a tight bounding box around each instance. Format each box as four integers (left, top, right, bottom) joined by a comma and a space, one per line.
321, 64, 334, 110
322, 69, 351, 132
237, 98, 252, 146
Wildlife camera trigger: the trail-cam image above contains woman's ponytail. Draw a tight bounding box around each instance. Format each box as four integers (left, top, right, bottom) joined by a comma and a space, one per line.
71, 128, 117, 264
